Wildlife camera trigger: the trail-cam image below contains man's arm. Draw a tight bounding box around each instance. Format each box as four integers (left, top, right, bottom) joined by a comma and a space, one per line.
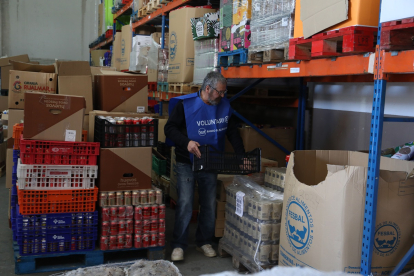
226, 115, 245, 154
164, 101, 191, 150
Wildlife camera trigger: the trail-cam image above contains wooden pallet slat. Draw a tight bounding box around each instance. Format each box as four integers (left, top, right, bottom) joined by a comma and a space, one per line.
168, 83, 201, 94
380, 17, 414, 51
248, 47, 288, 63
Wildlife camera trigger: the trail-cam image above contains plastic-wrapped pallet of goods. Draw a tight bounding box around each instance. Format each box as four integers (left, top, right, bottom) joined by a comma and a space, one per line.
194, 38, 220, 84
249, 0, 295, 55
264, 167, 286, 192
220, 176, 283, 272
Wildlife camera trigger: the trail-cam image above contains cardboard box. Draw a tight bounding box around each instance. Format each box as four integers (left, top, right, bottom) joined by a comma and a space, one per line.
232, 23, 251, 50
99, 147, 152, 191
6, 109, 24, 138
220, 26, 232, 52
216, 209, 225, 219
215, 218, 225, 229
215, 227, 225, 237
232, 0, 252, 25
0, 55, 30, 90
279, 150, 414, 273
380, 0, 414, 23
94, 71, 148, 113
217, 175, 234, 202
88, 110, 156, 142
0, 96, 8, 113
294, 0, 381, 38
168, 7, 216, 83
23, 93, 85, 141
120, 25, 133, 71
91, 50, 109, 67
56, 61, 93, 114
261, 157, 278, 173
216, 200, 226, 211
220, 0, 233, 28
83, 115, 89, 131
225, 126, 295, 167
191, 12, 220, 40
112, 32, 122, 70
6, 148, 13, 188
8, 62, 57, 109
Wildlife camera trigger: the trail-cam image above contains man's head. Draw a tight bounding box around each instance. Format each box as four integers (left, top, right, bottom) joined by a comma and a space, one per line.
201, 71, 227, 106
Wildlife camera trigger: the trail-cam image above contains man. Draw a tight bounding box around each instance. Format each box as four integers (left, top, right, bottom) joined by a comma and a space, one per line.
165, 71, 245, 261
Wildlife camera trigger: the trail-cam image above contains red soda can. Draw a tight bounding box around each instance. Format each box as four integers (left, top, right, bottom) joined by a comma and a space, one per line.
126, 219, 133, 234
134, 234, 142, 248
159, 204, 166, 219
133, 118, 141, 147
158, 232, 165, 246
118, 206, 126, 219
134, 220, 142, 235
158, 219, 166, 233
124, 118, 133, 147
150, 205, 159, 220
134, 206, 142, 220
143, 206, 150, 220
125, 234, 133, 248
117, 234, 124, 249
143, 220, 151, 234
151, 219, 158, 233
100, 236, 109, 250
101, 207, 110, 221
110, 221, 118, 235
118, 220, 126, 235
126, 206, 134, 220
101, 221, 110, 236
142, 234, 150, 248
148, 118, 155, 146
141, 118, 147, 146
109, 207, 118, 220
150, 233, 158, 247
109, 235, 117, 250
116, 118, 125, 147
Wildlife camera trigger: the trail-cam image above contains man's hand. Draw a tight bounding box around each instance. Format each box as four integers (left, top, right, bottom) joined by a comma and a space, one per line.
187, 141, 201, 158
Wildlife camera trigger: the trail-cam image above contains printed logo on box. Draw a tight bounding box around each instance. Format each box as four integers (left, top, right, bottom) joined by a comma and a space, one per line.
374, 221, 401, 257
13, 77, 21, 92
285, 196, 314, 255
170, 32, 177, 61
121, 39, 126, 56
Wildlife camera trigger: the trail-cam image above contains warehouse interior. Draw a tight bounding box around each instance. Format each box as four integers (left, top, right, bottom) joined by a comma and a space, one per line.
2, 0, 414, 275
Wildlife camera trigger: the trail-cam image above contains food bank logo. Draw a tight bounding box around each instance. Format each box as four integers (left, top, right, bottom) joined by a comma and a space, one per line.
198, 128, 206, 136
285, 196, 314, 255
374, 221, 401, 256
170, 32, 177, 61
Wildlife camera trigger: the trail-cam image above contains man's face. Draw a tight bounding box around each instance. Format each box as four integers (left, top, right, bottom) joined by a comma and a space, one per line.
206, 82, 226, 106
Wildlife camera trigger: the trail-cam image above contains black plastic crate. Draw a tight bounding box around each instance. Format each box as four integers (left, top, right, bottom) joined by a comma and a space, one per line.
94, 116, 158, 148
157, 142, 172, 157
192, 145, 261, 175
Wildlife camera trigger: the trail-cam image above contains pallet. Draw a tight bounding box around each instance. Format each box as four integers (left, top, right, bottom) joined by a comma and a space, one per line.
218, 238, 275, 273
151, 0, 162, 8
218, 49, 249, 67
289, 26, 377, 60
160, 0, 171, 3
138, 7, 147, 18
381, 17, 414, 51
14, 241, 165, 275
157, 82, 168, 92
148, 82, 157, 91
146, 2, 157, 13
248, 47, 288, 63
168, 83, 201, 94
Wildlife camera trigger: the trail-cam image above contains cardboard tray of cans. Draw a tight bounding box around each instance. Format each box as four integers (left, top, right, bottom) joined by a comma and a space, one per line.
16, 159, 98, 190
94, 116, 158, 148
264, 167, 286, 192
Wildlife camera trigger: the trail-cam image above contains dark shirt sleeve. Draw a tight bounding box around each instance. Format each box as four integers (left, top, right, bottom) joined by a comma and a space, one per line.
226, 114, 245, 154
164, 100, 191, 151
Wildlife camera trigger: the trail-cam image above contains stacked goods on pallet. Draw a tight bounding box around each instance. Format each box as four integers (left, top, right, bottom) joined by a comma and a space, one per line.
249, 0, 295, 62
220, 176, 283, 271
216, 175, 234, 237
99, 188, 166, 250
219, 0, 232, 52
191, 12, 220, 84
264, 167, 286, 192
157, 49, 169, 92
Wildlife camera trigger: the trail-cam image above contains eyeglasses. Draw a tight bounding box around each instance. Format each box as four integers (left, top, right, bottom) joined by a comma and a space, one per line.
211, 86, 227, 96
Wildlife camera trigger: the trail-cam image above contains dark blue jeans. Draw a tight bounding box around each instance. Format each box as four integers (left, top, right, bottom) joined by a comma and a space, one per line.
171, 162, 217, 250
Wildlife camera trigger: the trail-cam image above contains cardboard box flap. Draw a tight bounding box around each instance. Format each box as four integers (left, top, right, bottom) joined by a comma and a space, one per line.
101, 149, 151, 190
100, 70, 131, 76
11, 61, 55, 73
0, 54, 30, 67
301, 0, 349, 38
24, 93, 86, 138
56, 61, 91, 76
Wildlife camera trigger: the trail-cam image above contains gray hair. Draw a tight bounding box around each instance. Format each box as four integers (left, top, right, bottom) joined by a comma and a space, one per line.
201, 71, 227, 91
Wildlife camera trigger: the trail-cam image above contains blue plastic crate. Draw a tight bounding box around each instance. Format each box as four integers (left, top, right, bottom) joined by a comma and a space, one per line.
218, 49, 249, 67
11, 184, 17, 196
12, 173, 17, 185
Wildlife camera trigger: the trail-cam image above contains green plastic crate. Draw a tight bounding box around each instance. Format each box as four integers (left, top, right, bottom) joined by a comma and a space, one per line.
152, 154, 167, 176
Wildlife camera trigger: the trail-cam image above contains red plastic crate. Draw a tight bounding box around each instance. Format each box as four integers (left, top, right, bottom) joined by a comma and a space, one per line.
17, 186, 98, 215
19, 139, 100, 165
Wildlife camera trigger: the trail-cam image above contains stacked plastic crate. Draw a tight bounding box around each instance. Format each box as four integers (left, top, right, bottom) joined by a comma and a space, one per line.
11, 124, 100, 256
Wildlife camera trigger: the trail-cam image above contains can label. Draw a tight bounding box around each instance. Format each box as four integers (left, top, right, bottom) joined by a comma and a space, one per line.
135, 234, 142, 248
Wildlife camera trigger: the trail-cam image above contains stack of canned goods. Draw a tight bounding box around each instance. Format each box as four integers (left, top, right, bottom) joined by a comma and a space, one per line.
99, 189, 166, 250
95, 116, 158, 148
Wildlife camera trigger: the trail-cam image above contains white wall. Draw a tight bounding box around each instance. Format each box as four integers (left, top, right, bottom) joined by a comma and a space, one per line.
1, 0, 99, 63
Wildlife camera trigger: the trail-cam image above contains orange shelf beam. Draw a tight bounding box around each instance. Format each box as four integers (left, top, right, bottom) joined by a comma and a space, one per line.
113, 1, 133, 20
90, 36, 114, 51
382, 50, 414, 75
221, 54, 375, 79
132, 0, 192, 29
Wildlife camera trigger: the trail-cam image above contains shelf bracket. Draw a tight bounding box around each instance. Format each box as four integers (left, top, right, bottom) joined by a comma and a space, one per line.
232, 110, 291, 155
229, 79, 265, 102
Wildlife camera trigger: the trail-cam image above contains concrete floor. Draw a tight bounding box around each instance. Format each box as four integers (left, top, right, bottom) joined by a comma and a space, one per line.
0, 176, 235, 276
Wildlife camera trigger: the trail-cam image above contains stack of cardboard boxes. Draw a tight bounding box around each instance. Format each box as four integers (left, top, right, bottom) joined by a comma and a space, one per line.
215, 175, 235, 237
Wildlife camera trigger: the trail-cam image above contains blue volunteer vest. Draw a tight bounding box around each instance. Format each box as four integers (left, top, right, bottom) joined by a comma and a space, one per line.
169, 91, 233, 161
